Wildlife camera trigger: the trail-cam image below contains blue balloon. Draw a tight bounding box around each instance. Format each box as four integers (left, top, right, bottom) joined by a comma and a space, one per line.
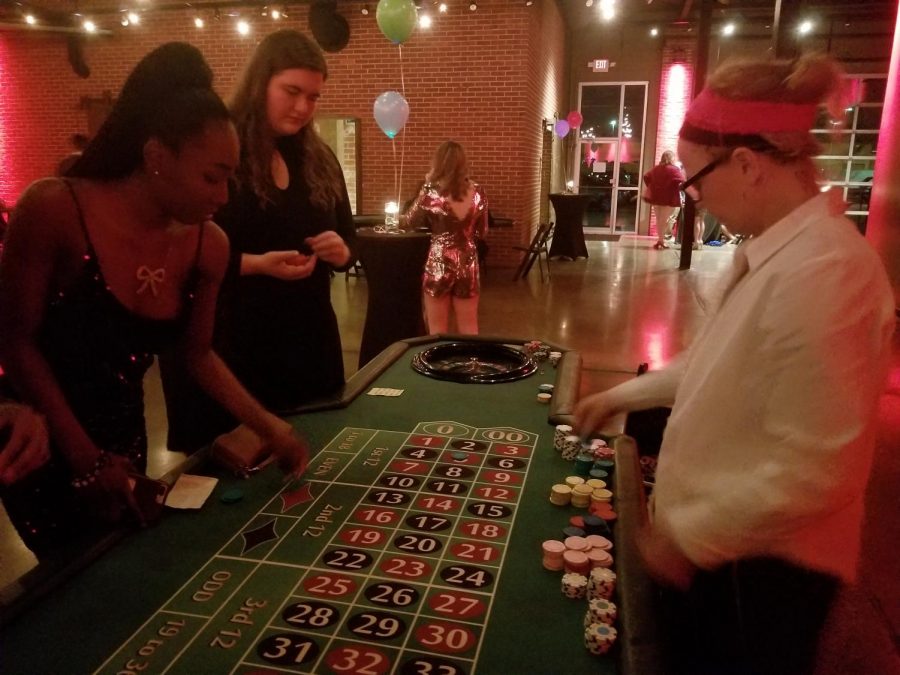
373, 91, 410, 139
554, 119, 571, 138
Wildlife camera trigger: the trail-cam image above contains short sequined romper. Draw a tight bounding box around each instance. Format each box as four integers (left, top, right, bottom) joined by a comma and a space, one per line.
407, 183, 488, 299
0, 181, 201, 556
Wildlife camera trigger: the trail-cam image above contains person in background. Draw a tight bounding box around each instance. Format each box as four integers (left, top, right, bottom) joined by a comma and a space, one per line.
575, 53, 894, 675
0, 401, 49, 486
403, 140, 488, 335
0, 43, 308, 556
160, 30, 356, 453
642, 150, 685, 250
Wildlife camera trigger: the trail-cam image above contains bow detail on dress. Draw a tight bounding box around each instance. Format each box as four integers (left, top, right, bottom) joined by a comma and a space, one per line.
136, 265, 166, 297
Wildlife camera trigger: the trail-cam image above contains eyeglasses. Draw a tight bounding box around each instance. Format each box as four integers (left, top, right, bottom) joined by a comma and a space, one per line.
679, 152, 731, 196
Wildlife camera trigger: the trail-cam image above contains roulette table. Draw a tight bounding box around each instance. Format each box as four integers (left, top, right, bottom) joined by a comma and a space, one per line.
0, 336, 665, 675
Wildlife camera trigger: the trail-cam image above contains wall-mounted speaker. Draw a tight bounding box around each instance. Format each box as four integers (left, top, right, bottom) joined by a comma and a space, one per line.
66, 35, 90, 78
309, 0, 350, 53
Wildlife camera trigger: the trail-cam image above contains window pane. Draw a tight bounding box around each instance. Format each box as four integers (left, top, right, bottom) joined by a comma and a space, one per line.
615, 190, 638, 233
815, 158, 848, 183
856, 106, 883, 130
581, 85, 621, 139
812, 132, 851, 156
846, 186, 872, 211
861, 78, 886, 103
622, 85, 644, 145
580, 142, 615, 188
846, 213, 868, 235
852, 133, 878, 157
813, 107, 853, 130
848, 159, 876, 183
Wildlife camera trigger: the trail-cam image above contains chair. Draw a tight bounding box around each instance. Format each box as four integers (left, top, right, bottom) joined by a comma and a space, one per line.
512, 223, 554, 281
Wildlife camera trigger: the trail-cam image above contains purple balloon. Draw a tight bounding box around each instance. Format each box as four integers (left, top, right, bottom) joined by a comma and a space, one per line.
554, 119, 570, 138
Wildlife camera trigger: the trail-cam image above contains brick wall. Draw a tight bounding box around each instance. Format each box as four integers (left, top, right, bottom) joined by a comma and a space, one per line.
0, 0, 566, 266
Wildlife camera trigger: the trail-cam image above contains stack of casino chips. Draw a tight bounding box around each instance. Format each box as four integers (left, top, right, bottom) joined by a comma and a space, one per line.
542, 539, 567, 570
549, 350, 562, 366
570, 483, 593, 508
536, 383, 554, 404
524, 340, 552, 362
561, 572, 588, 599
553, 424, 572, 453
587, 567, 616, 600
561, 435, 582, 461
584, 598, 618, 628
584, 622, 618, 655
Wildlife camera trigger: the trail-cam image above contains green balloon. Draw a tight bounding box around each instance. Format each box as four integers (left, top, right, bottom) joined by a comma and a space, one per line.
376, 0, 417, 44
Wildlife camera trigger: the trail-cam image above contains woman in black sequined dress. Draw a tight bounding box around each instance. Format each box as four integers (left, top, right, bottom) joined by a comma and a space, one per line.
0, 43, 309, 556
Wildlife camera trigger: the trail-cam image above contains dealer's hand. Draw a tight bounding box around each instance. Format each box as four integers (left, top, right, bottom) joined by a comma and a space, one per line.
0, 402, 50, 485
305, 231, 351, 267
573, 391, 623, 438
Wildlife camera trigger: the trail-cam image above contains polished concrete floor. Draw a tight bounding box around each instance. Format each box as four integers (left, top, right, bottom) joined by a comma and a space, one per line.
1, 236, 898, 671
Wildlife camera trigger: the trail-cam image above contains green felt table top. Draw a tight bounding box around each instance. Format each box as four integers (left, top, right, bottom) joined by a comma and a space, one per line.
0, 338, 664, 675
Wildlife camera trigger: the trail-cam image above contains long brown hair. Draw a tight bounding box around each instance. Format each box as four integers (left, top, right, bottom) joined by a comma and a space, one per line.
230, 29, 344, 208
427, 141, 470, 201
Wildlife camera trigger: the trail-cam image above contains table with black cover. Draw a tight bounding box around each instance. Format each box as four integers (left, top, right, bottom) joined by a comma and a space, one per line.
0, 336, 666, 675
548, 193, 593, 260
356, 227, 431, 367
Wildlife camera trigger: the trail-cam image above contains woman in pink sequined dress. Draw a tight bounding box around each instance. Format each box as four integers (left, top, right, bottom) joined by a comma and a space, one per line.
404, 141, 488, 334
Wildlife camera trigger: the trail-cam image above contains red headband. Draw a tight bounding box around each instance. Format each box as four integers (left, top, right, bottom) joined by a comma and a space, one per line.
680, 88, 818, 146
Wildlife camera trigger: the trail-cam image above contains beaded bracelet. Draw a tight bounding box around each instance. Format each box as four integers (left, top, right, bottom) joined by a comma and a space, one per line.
71, 451, 110, 489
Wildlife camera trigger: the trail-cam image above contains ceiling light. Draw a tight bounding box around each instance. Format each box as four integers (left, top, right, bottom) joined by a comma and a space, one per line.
25, 13, 37, 25
438, 2, 448, 11
236, 19, 251, 35
419, 13, 433, 27
83, 19, 97, 32
361, 4, 370, 14
585, 0, 593, 6
469, 1, 477, 10
797, 19, 813, 35
271, 8, 281, 19
650, 27, 658, 36
721, 22, 735, 36
127, 11, 140, 24
194, 16, 204, 28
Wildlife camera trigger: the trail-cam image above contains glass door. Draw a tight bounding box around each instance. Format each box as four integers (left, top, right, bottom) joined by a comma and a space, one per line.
576, 82, 647, 234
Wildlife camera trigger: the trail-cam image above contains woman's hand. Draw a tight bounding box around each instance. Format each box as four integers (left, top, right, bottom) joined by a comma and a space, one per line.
264, 420, 311, 480
573, 391, 622, 438
75, 453, 145, 526
0, 402, 50, 485
305, 231, 350, 267
246, 251, 317, 280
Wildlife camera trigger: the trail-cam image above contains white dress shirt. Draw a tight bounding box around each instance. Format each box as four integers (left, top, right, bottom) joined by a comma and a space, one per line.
615, 193, 895, 582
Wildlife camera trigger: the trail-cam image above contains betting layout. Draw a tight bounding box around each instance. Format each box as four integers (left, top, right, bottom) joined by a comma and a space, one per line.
97, 421, 537, 675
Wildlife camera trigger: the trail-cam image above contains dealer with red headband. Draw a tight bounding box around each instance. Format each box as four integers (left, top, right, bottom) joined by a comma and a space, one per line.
576, 53, 894, 675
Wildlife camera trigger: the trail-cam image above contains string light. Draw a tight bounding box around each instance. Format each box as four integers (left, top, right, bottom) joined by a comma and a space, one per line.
361, 4, 371, 14
469, 1, 477, 11
419, 13, 433, 28
236, 19, 251, 35
438, 2, 448, 12
194, 16, 205, 28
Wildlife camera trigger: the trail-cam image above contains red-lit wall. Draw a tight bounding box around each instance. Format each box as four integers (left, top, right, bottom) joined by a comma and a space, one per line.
0, 0, 566, 265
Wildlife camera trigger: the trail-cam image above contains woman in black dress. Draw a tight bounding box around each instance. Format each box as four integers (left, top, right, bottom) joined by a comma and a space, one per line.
161, 30, 356, 452
0, 43, 309, 556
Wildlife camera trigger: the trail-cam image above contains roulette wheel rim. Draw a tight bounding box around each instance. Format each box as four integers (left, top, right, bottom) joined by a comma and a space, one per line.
411, 342, 537, 384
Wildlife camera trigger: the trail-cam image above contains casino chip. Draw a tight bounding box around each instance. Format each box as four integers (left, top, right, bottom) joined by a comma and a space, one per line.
220, 488, 244, 504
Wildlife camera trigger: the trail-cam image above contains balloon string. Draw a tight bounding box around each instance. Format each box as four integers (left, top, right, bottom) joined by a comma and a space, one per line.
398, 44, 406, 97
392, 137, 399, 202
397, 43, 406, 206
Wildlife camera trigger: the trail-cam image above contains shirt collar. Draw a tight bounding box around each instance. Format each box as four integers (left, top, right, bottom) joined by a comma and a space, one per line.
742, 191, 835, 271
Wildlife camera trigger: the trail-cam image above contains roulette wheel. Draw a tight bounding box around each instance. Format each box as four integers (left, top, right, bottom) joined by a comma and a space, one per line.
411, 341, 537, 384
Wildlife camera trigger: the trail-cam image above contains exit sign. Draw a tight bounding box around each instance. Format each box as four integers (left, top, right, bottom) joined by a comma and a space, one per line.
590, 59, 610, 72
